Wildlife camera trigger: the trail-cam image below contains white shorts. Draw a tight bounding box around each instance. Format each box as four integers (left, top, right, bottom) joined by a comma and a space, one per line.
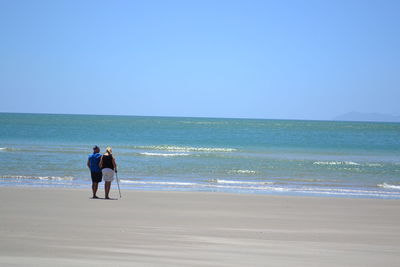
102, 168, 115, 182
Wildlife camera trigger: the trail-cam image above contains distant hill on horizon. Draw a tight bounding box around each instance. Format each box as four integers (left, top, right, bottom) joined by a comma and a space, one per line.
333, 112, 400, 123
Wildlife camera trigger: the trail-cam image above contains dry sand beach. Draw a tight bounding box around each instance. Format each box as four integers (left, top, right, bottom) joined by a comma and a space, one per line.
0, 187, 399, 266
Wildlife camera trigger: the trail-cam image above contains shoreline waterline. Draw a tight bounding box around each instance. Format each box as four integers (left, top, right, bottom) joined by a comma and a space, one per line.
1, 178, 400, 199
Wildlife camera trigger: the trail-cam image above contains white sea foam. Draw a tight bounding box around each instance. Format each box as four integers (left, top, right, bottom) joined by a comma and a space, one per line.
139, 152, 190, 157
229, 169, 257, 174
213, 184, 288, 192
136, 145, 236, 152
0, 175, 74, 181
212, 184, 400, 197
366, 163, 383, 167
293, 188, 399, 198
212, 182, 400, 197
113, 179, 400, 198
119, 180, 196, 186
378, 183, 400, 190
279, 178, 327, 183
313, 161, 360, 166
120, 179, 283, 191
208, 179, 273, 185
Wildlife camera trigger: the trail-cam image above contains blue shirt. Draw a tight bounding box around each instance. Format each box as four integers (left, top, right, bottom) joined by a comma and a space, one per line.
88, 153, 102, 172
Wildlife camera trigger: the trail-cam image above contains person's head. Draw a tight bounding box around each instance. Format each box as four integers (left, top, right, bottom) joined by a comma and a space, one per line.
93, 145, 100, 153
105, 146, 112, 155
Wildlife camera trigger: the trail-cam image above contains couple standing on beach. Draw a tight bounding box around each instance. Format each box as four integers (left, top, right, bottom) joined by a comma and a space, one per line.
87, 145, 118, 199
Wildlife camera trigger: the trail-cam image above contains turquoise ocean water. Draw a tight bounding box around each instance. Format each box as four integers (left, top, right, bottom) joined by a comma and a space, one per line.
1, 113, 400, 198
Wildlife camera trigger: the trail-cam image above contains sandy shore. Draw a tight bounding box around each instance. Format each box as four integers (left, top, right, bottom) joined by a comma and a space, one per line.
0, 187, 399, 266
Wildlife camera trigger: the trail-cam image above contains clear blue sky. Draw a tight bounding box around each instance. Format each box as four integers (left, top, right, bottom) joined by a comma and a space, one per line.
1, 0, 399, 120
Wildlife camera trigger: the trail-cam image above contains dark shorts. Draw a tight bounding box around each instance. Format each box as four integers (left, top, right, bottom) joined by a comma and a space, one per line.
91, 171, 102, 183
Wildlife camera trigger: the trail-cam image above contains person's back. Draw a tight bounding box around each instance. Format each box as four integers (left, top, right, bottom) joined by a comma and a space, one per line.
100, 147, 117, 199
87, 145, 103, 198
101, 154, 114, 170
88, 152, 102, 172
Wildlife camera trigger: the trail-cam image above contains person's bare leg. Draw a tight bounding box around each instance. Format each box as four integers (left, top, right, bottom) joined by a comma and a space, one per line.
105, 181, 111, 199
92, 182, 99, 198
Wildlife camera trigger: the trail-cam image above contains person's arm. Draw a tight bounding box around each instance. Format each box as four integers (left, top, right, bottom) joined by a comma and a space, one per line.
87, 159, 90, 169
99, 156, 103, 169
112, 157, 117, 172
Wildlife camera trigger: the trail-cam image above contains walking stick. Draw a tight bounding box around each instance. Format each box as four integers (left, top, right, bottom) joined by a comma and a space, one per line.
115, 170, 122, 198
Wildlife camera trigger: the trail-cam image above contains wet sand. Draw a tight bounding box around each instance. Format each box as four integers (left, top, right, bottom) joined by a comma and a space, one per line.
0, 187, 399, 266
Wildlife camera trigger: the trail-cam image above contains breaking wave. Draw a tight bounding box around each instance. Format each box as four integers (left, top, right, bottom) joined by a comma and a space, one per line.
229, 169, 257, 174
136, 145, 237, 152
3, 175, 397, 198
378, 183, 400, 190
207, 179, 273, 185
139, 152, 190, 157
0, 175, 74, 181
120, 180, 196, 186
118, 179, 400, 198
365, 163, 383, 167
0, 147, 14, 151
313, 161, 360, 166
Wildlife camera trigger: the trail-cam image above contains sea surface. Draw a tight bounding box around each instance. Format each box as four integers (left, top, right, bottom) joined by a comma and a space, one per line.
1, 113, 400, 199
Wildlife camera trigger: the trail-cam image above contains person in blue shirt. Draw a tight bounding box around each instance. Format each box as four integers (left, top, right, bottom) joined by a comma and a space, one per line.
87, 145, 102, 198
